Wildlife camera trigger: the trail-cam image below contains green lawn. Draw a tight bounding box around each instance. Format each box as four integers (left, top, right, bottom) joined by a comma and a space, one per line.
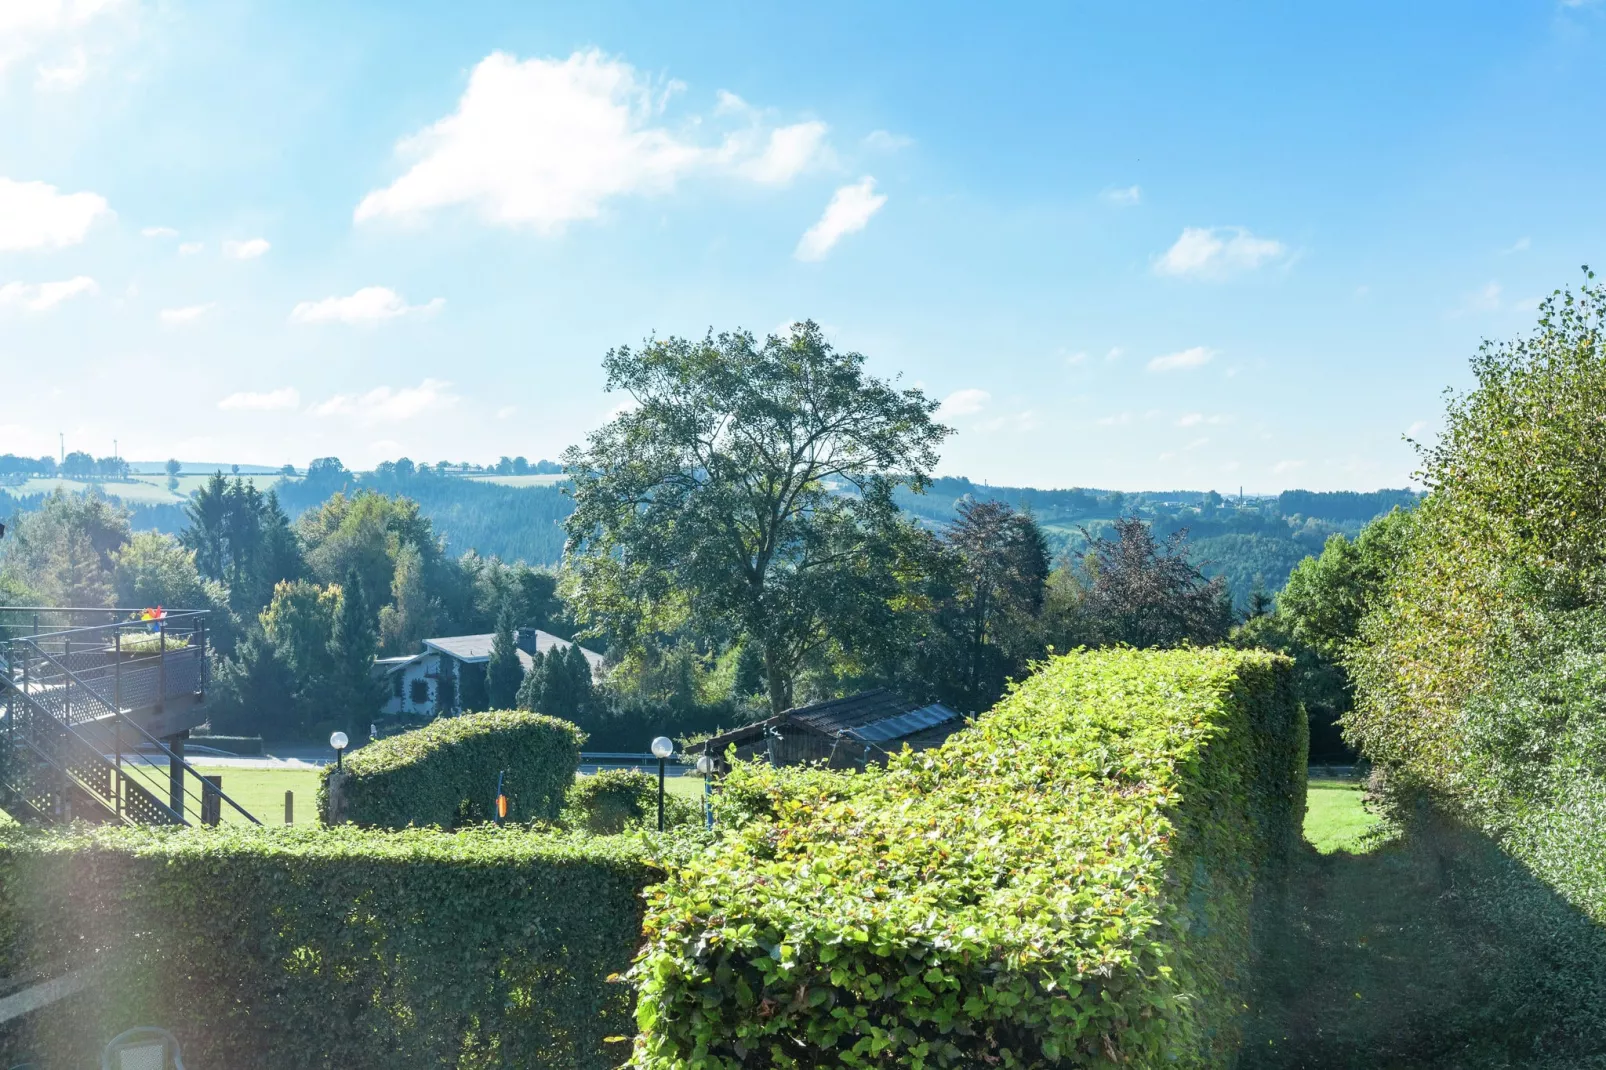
187, 765, 708, 826
189, 765, 322, 825
1303, 777, 1380, 853
459, 473, 569, 487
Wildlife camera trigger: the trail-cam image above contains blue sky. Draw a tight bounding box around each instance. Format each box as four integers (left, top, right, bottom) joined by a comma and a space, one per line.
3, 0, 1604, 491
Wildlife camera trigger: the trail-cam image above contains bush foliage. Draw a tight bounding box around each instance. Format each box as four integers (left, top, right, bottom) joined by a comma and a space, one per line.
566, 769, 701, 833
319, 710, 583, 828
631, 647, 1304, 1068
0, 824, 657, 1070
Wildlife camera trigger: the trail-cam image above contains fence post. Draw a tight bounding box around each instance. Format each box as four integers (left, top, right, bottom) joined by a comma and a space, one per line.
284, 790, 294, 825
200, 776, 221, 826
62, 637, 70, 723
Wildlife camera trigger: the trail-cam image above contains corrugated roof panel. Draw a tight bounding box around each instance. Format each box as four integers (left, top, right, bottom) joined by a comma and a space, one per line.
848, 703, 960, 742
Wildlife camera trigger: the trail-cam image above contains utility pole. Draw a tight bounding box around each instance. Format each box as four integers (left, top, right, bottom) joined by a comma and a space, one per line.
58, 432, 64, 466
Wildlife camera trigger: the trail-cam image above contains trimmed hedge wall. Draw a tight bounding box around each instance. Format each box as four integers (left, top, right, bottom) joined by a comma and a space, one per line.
632, 647, 1304, 1068
0, 824, 656, 1069
567, 770, 702, 833
319, 710, 584, 828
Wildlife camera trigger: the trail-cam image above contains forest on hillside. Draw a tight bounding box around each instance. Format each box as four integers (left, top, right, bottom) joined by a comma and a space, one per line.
0, 456, 1415, 606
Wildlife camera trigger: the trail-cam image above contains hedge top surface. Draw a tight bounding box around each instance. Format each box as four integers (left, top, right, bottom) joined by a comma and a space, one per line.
0, 821, 653, 867
633, 646, 1299, 1068
335, 709, 584, 779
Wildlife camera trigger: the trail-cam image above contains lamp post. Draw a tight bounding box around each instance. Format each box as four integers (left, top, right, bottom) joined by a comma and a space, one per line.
330, 730, 349, 771
695, 753, 716, 830
651, 736, 674, 831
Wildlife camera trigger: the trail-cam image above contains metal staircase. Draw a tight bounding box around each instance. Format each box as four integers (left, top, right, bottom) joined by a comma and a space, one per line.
0, 608, 259, 827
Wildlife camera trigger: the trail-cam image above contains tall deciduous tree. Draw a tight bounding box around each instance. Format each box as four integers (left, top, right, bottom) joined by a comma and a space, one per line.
0, 489, 129, 607
942, 499, 1050, 709
1051, 516, 1233, 650
564, 322, 949, 713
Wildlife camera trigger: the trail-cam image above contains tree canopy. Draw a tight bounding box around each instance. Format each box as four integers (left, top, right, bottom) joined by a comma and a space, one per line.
563, 322, 949, 713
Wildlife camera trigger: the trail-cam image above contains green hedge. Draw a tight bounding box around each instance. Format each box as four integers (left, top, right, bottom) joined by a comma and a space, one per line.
0, 824, 656, 1069
567, 770, 702, 833
632, 647, 1304, 1068
319, 710, 584, 828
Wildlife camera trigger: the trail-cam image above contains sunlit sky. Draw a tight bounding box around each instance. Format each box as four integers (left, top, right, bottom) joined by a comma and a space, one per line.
3, 1, 1605, 491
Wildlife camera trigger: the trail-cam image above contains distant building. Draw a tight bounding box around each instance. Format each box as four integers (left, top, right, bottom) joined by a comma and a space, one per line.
689, 689, 964, 773
373, 628, 604, 718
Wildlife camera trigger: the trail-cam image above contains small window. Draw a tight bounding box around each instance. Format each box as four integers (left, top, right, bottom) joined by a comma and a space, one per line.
410, 678, 430, 706
392, 673, 404, 699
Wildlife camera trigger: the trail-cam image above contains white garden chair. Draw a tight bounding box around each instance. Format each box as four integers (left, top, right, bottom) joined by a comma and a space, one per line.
100, 1027, 184, 1070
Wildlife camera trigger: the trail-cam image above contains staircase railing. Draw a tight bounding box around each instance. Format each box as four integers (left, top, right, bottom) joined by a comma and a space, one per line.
1, 615, 259, 827
0, 609, 210, 725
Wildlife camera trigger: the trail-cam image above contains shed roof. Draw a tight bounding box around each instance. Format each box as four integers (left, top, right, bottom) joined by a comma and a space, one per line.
692, 689, 963, 757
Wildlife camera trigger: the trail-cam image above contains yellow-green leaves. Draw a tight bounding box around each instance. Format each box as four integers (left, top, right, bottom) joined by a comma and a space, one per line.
631, 648, 1303, 1068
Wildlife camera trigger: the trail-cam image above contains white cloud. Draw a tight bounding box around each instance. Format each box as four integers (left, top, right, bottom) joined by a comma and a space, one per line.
160, 303, 213, 325
355, 50, 831, 234
495, 405, 518, 420
1405, 420, 1429, 437
1, 0, 123, 82
1184, 437, 1210, 451
290, 286, 444, 325
1502, 236, 1531, 254
311, 379, 459, 426
0, 177, 110, 251
1176, 412, 1230, 427
1272, 459, 1306, 475
140, 225, 177, 238
1451, 281, 1502, 316
0, 275, 96, 311
795, 177, 886, 261
863, 129, 913, 152
1155, 226, 1285, 279
1104, 346, 1125, 362
178, 241, 203, 255
976, 409, 1038, 434
938, 388, 990, 417
1103, 185, 1141, 206
223, 237, 270, 260
1063, 350, 1088, 366
737, 121, 829, 184
218, 387, 300, 411
1096, 412, 1132, 426
1147, 346, 1216, 372
35, 45, 85, 89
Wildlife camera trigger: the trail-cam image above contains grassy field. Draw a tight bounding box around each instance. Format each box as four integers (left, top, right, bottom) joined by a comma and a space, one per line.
189, 765, 706, 825
3, 473, 281, 505
1304, 776, 1381, 853
189, 765, 323, 825
458, 473, 569, 487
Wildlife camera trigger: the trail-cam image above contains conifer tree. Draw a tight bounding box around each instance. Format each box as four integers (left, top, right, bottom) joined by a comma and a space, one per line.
330, 568, 382, 742
487, 602, 525, 709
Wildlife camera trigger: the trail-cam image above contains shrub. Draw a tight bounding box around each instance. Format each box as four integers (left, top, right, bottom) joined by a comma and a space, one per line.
0, 824, 657, 1070
319, 710, 583, 828
631, 647, 1304, 1068
566, 769, 701, 833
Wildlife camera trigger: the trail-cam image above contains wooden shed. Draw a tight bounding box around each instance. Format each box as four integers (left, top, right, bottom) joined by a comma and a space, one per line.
690, 689, 964, 773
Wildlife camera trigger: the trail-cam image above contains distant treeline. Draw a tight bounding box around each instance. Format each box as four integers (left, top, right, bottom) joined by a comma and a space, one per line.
1, 464, 1419, 603
1275, 488, 1420, 523
270, 458, 571, 565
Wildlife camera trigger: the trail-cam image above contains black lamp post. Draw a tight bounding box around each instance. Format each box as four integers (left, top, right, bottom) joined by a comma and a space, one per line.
651, 736, 674, 831
330, 730, 349, 771
696, 753, 716, 830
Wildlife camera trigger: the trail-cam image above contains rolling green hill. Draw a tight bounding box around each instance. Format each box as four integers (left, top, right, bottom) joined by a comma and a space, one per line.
1, 464, 1417, 605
